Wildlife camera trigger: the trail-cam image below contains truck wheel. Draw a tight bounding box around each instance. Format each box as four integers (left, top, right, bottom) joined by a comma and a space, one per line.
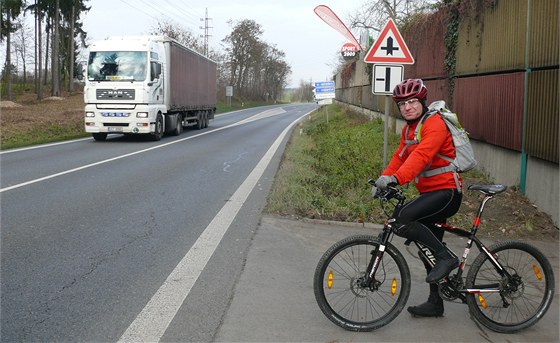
151, 114, 163, 141
195, 112, 203, 130
172, 115, 183, 136
203, 111, 208, 128
92, 133, 107, 141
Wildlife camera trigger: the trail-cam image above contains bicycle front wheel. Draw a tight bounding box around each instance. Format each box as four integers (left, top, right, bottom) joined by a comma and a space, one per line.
466, 240, 555, 333
313, 235, 411, 331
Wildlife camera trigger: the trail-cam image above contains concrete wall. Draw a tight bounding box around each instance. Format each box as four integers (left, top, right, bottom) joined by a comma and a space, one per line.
344, 103, 560, 227
526, 157, 560, 226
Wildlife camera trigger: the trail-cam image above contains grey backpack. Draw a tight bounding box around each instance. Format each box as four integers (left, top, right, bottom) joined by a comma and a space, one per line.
401, 100, 477, 189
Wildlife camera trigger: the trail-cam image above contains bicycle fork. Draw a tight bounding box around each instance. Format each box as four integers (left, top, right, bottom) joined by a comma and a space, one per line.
362, 225, 394, 289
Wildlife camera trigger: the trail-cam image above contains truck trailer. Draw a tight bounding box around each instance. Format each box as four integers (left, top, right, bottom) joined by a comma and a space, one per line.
84, 36, 217, 141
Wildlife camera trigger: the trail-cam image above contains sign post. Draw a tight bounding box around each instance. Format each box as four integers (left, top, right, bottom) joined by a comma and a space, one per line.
313, 81, 336, 123
364, 18, 414, 167
226, 86, 233, 106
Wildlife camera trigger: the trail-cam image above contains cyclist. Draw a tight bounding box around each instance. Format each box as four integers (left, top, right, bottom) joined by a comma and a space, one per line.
373, 79, 462, 317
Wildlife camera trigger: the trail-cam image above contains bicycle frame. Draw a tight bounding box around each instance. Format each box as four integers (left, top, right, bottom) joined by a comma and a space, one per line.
367, 188, 513, 295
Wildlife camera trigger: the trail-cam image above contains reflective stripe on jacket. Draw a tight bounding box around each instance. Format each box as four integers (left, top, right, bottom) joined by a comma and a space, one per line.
382, 113, 462, 193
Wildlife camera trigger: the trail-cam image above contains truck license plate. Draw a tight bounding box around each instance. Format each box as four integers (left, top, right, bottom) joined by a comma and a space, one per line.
108, 127, 123, 132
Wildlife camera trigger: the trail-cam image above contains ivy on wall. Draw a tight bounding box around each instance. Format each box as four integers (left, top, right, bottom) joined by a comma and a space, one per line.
444, 5, 460, 101
341, 62, 356, 88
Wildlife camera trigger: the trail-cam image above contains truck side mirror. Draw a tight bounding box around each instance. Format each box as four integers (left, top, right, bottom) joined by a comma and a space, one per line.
150, 62, 162, 81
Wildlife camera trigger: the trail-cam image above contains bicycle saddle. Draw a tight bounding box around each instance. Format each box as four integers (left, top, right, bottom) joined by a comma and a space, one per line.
468, 184, 507, 195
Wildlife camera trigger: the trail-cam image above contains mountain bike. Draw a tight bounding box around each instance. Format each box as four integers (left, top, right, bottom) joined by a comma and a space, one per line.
313, 183, 555, 333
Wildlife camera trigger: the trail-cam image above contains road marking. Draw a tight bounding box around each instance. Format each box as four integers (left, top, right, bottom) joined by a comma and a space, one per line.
0, 106, 302, 194
0, 138, 92, 154
117, 110, 311, 342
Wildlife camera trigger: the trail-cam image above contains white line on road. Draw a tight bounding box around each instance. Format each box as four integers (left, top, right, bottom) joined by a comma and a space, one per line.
117, 111, 310, 342
0, 138, 92, 154
0, 107, 293, 194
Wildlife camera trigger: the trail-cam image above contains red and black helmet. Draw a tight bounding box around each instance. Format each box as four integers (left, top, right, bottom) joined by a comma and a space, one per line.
392, 79, 428, 103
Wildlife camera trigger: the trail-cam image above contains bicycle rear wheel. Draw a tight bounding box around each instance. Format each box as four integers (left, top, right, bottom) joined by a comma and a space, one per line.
466, 240, 555, 333
313, 235, 410, 331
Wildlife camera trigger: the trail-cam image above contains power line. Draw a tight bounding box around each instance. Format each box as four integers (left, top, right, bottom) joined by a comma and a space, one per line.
119, 0, 155, 20
162, 0, 200, 24
136, 0, 198, 29
118, 0, 210, 48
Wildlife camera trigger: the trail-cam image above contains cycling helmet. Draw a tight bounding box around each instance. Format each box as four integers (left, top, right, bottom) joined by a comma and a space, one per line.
392, 79, 428, 103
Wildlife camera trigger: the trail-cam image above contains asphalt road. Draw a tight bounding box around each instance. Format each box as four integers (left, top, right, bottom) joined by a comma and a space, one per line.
0, 103, 316, 342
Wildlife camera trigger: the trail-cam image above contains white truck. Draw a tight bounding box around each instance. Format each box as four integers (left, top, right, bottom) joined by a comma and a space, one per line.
84, 36, 217, 141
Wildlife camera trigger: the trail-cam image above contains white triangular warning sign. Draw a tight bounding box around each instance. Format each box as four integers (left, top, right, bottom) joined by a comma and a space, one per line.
364, 18, 414, 64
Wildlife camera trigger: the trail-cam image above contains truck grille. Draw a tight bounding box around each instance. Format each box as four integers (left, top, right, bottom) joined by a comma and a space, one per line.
103, 123, 129, 127
97, 89, 135, 100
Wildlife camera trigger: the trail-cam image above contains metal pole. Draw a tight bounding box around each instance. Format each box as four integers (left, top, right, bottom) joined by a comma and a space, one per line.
383, 95, 390, 167
520, 0, 531, 194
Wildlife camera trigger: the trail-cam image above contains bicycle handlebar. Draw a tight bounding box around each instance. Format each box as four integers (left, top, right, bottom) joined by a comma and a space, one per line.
368, 179, 405, 202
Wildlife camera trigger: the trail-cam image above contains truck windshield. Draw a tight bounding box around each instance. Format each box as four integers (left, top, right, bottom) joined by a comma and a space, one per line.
87, 51, 147, 81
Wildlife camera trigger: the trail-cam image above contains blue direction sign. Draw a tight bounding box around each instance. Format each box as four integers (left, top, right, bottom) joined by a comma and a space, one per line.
314, 81, 335, 88
314, 87, 335, 93
313, 81, 336, 100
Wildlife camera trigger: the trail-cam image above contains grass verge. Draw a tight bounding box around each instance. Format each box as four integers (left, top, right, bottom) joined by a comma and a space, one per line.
265, 103, 413, 223
264, 103, 558, 241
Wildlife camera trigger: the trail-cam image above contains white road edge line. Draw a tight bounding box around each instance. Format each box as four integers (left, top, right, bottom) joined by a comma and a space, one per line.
0, 137, 92, 154
117, 111, 310, 343
0, 108, 289, 194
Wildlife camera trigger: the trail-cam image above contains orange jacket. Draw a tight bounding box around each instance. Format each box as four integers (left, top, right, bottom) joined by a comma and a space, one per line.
382, 113, 462, 193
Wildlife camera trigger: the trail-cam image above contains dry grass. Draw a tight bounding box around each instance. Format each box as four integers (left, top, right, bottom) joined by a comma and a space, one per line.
0, 91, 87, 149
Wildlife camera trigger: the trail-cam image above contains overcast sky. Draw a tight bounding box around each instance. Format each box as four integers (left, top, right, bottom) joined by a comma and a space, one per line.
80, 0, 368, 88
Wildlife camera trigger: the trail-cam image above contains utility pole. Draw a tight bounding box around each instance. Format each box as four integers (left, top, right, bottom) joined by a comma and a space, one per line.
200, 8, 212, 56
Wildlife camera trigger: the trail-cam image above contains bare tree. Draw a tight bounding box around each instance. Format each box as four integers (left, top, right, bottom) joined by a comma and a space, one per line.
222, 19, 264, 98
12, 17, 35, 84
221, 19, 290, 101
349, 0, 438, 36
150, 19, 205, 55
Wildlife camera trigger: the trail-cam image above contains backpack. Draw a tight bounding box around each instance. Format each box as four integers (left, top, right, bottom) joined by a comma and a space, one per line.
401, 100, 477, 188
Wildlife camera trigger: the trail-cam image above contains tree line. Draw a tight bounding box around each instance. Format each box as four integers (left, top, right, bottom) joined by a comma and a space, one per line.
1, 1, 293, 103
1, 0, 89, 100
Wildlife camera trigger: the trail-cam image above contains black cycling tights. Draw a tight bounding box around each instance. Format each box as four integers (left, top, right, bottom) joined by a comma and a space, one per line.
391, 188, 463, 254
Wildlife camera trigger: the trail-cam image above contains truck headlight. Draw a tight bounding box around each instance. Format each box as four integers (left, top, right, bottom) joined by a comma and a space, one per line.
137, 112, 148, 118
85, 112, 95, 117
